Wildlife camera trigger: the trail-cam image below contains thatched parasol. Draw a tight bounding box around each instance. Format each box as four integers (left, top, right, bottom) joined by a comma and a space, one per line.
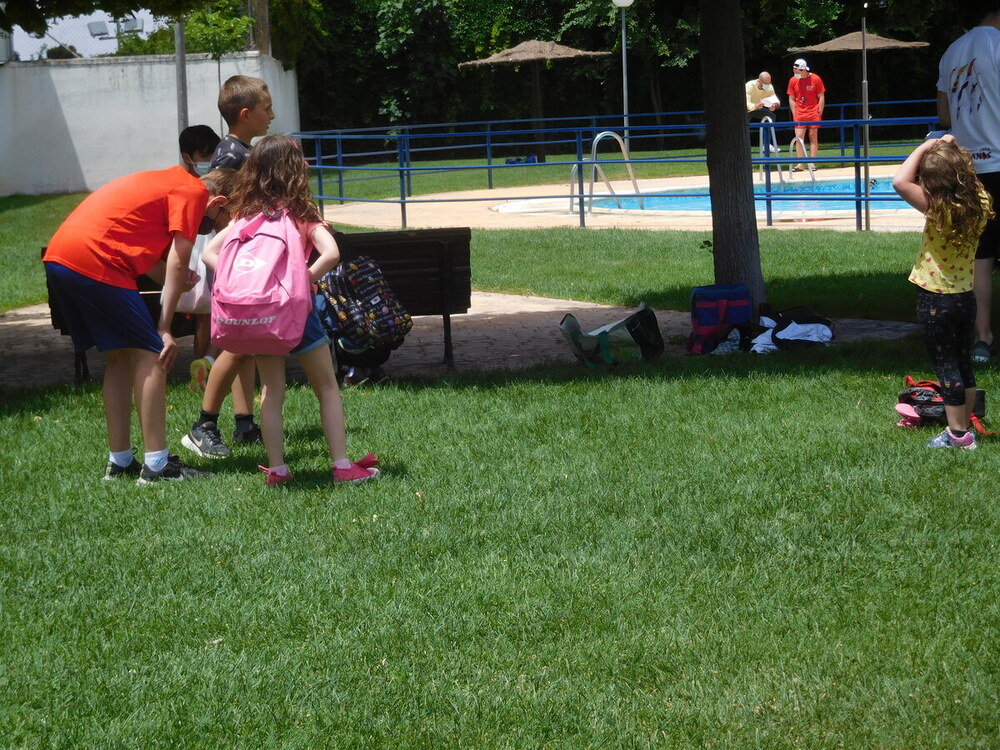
788, 30, 928, 54
460, 40, 611, 161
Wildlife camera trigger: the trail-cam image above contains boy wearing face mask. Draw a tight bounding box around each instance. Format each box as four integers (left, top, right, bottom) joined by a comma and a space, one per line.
43, 167, 237, 484
178, 125, 223, 378
179, 124, 221, 177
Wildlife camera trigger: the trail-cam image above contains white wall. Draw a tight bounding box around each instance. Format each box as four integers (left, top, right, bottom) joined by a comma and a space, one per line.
0, 51, 299, 196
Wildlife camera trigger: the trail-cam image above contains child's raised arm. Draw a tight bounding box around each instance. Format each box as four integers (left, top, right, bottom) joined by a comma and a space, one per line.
893, 135, 954, 214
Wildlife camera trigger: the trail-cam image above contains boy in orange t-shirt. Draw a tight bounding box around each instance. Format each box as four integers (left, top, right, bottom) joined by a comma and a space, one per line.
43, 166, 235, 484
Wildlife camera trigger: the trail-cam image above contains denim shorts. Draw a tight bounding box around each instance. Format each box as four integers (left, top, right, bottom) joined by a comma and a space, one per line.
44, 262, 162, 354
290, 295, 330, 356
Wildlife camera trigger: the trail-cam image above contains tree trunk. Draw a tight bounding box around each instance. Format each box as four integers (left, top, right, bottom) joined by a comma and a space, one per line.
699, 0, 766, 310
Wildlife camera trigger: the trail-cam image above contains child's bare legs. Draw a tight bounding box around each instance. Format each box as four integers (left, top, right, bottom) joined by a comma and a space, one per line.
255, 354, 288, 468
192, 314, 211, 359
103, 348, 167, 453
945, 386, 979, 432
103, 349, 140, 453
231, 356, 257, 416
297, 345, 349, 463
202, 350, 250, 412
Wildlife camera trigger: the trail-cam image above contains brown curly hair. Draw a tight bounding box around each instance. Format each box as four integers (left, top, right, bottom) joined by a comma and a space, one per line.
918, 139, 994, 251
229, 134, 322, 224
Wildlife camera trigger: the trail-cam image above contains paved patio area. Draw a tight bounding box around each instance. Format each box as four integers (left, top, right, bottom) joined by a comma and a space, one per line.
1, 293, 918, 390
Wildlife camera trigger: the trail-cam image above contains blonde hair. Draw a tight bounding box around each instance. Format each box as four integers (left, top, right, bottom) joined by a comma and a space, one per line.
918, 140, 994, 250
229, 135, 322, 224
200, 168, 239, 199
217, 75, 270, 127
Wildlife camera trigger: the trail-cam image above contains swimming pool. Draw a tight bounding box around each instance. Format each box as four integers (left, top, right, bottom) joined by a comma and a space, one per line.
592, 178, 906, 212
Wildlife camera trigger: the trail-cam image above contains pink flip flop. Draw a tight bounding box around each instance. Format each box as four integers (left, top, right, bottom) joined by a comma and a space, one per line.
895, 403, 923, 429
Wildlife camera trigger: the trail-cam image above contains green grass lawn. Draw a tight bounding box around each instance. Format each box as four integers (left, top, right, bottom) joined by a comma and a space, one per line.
4, 164, 999, 747
3, 343, 999, 747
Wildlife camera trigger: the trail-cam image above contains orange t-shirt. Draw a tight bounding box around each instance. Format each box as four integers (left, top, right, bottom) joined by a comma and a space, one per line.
44, 166, 208, 289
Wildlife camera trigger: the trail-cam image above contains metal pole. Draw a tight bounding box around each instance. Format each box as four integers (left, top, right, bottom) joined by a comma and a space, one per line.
620, 7, 630, 151
862, 6, 871, 231
174, 21, 188, 132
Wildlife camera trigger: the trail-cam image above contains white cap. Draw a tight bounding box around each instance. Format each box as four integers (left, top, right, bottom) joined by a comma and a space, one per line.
793, 58, 809, 71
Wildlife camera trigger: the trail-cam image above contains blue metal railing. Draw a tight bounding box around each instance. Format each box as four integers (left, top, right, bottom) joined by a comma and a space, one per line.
291, 102, 938, 231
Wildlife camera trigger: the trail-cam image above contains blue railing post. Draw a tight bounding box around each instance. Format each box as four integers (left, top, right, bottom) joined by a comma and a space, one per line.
312, 136, 325, 211
335, 133, 345, 204
397, 133, 408, 229
486, 122, 494, 189
853, 123, 863, 232
576, 131, 587, 228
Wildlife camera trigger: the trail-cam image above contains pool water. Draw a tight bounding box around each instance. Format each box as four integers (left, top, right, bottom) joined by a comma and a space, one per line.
593, 178, 906, 212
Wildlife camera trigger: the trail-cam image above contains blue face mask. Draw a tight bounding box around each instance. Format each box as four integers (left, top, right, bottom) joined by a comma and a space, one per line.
185, 158, 213, 176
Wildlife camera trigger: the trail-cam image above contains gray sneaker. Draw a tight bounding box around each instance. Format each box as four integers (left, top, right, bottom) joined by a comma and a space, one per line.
181, 422, 231, 458
103, 458, 142, 480
136, 455, 213, 485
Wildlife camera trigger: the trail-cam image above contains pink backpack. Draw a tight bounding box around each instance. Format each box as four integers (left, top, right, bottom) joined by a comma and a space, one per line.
210, 211, 312, 355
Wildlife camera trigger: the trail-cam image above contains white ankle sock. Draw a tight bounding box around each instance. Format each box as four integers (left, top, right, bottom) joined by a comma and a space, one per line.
144, 449, 170, 471
110, 449, 134, 468
333, 458, 353, 470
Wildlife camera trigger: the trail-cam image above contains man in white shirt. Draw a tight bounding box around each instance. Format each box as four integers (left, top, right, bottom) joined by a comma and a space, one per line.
938, 9, 1000, 362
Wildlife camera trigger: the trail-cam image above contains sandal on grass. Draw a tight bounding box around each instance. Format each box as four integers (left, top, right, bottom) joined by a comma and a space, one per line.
971, 340, 996, 364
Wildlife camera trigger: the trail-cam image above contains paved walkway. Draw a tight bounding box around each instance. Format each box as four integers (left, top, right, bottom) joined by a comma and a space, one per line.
1, 294, 918, 390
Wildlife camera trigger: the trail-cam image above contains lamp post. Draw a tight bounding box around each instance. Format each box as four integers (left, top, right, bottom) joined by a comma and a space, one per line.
612, 0, 634, 152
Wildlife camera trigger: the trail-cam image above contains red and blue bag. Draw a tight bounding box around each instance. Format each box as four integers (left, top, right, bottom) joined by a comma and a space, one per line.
686, 284, 752, 355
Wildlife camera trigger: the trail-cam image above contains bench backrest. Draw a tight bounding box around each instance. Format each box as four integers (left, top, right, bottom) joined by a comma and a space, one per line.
330, 227, 472, 316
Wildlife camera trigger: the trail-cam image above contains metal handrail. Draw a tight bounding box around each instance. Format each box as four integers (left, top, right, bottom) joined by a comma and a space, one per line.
569, 130, 645, 213
788, 136, 817, 184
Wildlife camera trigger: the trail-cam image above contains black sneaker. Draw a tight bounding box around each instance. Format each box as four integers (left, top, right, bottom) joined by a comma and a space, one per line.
136, 455, 213, 485
181, 422, 231, 458
103, 458, 142, 481
232, 423, 263, 445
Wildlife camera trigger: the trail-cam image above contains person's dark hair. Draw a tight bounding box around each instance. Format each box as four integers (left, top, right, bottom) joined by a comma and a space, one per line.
229, 135, 321, 223
200, 168, 239, 199
217, 75, 270, 127
179, 125, 220, 157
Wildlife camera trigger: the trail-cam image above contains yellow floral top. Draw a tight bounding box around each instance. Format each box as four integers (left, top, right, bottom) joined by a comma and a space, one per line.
908, 195, 988, 294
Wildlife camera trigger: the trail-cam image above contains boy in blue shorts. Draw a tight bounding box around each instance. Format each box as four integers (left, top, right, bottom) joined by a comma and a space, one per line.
43, 166, 237, 484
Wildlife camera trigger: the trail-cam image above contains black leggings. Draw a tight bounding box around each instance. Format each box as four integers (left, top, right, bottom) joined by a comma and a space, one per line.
917, 289, 976, 405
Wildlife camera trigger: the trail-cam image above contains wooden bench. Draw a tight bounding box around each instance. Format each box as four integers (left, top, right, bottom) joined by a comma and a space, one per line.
330, 227, 472, 369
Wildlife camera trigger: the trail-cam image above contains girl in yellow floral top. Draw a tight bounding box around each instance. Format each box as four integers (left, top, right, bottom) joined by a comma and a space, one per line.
893, 134, 993, 448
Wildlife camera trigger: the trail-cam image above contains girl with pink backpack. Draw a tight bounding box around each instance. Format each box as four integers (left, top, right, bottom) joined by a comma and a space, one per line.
202, 135, 380, 485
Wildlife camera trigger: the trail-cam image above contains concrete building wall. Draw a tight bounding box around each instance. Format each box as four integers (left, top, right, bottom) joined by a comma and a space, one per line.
0, 51, 299, 196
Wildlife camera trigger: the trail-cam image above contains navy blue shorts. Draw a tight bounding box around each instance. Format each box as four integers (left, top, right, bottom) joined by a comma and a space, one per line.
290, 295, 330, 356
44, 262, 163, 354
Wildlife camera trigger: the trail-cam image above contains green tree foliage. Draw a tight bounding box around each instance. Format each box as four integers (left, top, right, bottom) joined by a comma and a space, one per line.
1, 1, 208, 35
375, 0, 460, 123
114, 0, 252, 58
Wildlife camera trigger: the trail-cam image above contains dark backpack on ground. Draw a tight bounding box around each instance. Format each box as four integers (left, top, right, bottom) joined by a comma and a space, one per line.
896, 376, 991, 434
317, 255, 412, 353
